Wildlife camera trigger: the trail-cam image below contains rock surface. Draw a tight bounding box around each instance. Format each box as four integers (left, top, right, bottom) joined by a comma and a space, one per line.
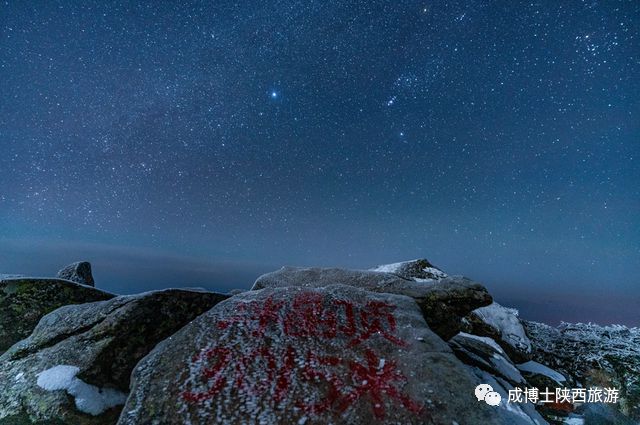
0, 289, 228, 425
0, 278, 114, 354
370, 258, 448, 281
450, 332, 526, 386
56, 261, 95, 286
462, 302, 532, 362
118, 285, 505, 425
252, 266, 492, 340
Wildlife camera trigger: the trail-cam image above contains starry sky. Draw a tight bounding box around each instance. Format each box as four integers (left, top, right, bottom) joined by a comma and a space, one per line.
1, 1, 638, 325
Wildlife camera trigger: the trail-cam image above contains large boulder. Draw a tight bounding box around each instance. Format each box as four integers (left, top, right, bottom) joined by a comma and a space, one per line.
56, 261, 95, 287
370, 258, 448, 281
0, 278, 114, 354
118, 284, 507, 425
252, 266, 492, 340
0, 289, 228, 425
462, 302, 532, 362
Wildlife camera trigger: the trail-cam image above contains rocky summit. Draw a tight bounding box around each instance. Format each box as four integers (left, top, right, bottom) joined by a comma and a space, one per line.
0, 259, 637, 425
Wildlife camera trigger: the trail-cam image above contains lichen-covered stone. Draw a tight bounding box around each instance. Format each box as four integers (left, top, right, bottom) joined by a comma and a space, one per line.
252, 266, 492, 340
0, 278, 114, 354
0, 289, 228, 425
118, 285, 505, 425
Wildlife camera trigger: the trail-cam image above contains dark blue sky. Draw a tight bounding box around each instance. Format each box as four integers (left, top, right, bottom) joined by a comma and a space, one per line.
1, 1, 638, 325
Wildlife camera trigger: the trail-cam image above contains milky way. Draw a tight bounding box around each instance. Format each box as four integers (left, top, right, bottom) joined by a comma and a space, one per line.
1, 1, 638, 324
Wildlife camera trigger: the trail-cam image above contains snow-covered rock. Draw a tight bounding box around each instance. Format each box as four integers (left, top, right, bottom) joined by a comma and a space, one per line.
118, 284, 506, 425
370, 258, 448, 281
450, 332, 526, 386
524, 320, 640, 422
463, 302, 532, 362
516, 361, 565, 385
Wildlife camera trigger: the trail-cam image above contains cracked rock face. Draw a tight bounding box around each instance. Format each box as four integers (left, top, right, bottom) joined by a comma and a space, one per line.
0, 289, 228, 425
0, 278, 114, 354
56, 262, 95, 287
252, 266, 492, 341
118, 284, 504, 425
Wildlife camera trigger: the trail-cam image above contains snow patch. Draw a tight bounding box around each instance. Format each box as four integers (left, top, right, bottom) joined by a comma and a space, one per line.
457, 332, 505, 354
517, 360, 566, 383
37, 365, 128, 415
370, 260, 448, 280
371, 262, 406, 274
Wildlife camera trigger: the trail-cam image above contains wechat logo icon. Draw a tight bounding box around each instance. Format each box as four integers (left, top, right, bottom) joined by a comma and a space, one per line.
475, 384, 502, 406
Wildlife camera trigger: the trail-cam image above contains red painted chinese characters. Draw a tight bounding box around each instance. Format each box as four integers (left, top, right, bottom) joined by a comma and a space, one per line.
182, 291, 423, 420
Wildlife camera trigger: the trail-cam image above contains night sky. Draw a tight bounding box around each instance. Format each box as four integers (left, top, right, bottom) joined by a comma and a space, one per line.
1, 1, 638, 325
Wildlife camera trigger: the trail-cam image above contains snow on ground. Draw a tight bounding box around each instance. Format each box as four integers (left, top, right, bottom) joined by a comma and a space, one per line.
517, 360, 566, 383
37, 365, 128, 415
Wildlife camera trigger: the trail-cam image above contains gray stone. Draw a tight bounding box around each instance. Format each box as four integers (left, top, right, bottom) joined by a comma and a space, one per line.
56, 261, 95, 287
0, 289, 228, 425
449, 332, 525, 386
118, 285, 505, 425
252, 266, 492, 340
0, 278, 114, 354
462, 302, 532, 362
471, 368, 549, 425
370, 258, 448, 281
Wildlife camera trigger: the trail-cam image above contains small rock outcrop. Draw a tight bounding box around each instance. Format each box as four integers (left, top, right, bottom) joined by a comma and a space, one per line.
119, 285, 505, 425
252, 266, 492, 340
0, 278, 114, 354
0, 289, 228, 425
370, 258, 448, 281
462, 302, 532, 362
56, 261, 95, 286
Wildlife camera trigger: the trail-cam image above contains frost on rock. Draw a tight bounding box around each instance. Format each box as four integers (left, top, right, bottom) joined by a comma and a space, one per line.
524, 320, 640, 421
516, 361, 565, 384
370, 258, 448, 281
468, 302, 532, 360
119, 284, 502, 425
37, 365, 128, 415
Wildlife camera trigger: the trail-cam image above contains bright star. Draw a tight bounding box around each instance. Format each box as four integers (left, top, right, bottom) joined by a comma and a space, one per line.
270, 91, 278, 99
